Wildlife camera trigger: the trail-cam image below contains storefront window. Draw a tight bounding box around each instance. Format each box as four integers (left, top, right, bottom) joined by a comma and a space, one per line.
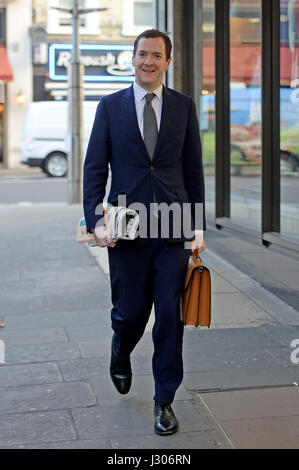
0, 102, 3, 163
0, 9, 5, 41
200, 0, 215, 216
122, 0, 156, 36
134, 0, 155, 26
280, 0, 299, 239
229, 0, 262, 229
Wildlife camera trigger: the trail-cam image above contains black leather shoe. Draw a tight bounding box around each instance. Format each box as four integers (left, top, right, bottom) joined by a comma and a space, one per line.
110, 339, 132, 395
154, 403, 178, 435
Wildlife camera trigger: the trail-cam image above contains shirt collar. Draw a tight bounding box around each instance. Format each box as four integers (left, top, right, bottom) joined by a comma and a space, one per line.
133, 81, 163, 103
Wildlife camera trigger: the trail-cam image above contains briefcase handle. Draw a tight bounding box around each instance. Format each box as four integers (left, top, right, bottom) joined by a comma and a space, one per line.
191, 249, 201, 261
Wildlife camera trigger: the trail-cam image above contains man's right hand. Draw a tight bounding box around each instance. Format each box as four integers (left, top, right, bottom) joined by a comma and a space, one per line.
92, 226, 116, 248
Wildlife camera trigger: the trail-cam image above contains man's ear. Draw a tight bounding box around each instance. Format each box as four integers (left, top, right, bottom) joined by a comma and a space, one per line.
165, 56, 172, 70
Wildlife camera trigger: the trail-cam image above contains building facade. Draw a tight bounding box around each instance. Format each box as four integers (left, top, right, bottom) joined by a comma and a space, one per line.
0, 0, 159, 168
0, 0, 32, 168
31, 0, 159, 101
168, 0, 299, 253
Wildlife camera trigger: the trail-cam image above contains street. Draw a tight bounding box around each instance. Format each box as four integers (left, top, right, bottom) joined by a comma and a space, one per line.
1, 171, 299, 206
0, 171, 67, 204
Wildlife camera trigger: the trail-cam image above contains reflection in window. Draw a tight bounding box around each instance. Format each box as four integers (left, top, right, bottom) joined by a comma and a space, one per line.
280, 0, 299, 239
200, 0, 215, 216
229, 0, 262, 229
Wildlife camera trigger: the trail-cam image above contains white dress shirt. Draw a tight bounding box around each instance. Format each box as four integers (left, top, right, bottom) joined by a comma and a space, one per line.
132, 81, 203, 238
133, 81, 163, 138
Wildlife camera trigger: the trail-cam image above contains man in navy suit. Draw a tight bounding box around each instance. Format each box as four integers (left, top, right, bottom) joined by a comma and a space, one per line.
83, 29, 206, 435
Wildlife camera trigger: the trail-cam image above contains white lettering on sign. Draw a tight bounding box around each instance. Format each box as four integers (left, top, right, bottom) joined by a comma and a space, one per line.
56, 51, 72, 68
56, 51, 116, 68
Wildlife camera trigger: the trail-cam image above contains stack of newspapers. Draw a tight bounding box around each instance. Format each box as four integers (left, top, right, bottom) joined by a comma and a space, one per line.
77, 206, 139, 246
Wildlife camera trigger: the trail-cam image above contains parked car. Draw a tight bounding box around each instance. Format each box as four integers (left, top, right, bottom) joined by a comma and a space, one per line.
21, 100, 98, 177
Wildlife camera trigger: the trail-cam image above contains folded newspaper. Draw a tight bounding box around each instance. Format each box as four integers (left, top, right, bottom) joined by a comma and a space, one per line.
77, 206, 139, 246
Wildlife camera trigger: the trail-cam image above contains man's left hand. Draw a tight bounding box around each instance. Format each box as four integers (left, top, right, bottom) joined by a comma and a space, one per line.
191, 233, 206, 254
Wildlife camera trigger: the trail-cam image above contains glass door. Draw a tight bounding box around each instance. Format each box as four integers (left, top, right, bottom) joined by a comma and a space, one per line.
229, 0, 262, 228
280, 0, 299, 240
200, 0, 216, 216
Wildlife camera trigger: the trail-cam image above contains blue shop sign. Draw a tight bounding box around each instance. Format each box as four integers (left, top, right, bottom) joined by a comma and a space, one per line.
49, 44, 135, 82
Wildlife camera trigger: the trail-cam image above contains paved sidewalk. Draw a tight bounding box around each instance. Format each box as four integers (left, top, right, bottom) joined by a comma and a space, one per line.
0, 203, 299, 449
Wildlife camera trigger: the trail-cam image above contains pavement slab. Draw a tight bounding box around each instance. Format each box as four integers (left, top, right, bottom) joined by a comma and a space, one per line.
216, 415, 299, 449
1, 308, 110, 330
71, 400, 214, 440
0, 362, 62, 387
0, 410, 76, 447
0, 327, 68, 346
58, 357, 108, 382
198, 386, 299, 449
90, 376, 192, 407
2, 342, 81, 365
1, 439, 112, 450
184, 366, 299, 391
183, 325, 284, 350
0, 382, 97, 414
110, 430, 221, 449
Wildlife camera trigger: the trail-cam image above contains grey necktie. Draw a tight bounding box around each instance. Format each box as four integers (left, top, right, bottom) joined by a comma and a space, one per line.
143, 93, 158, 160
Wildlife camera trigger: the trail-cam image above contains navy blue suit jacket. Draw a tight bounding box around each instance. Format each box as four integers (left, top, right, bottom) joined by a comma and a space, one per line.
83, 84, 206, 244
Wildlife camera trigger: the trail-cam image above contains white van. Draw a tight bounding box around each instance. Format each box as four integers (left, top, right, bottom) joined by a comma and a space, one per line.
21, 100, 98, 177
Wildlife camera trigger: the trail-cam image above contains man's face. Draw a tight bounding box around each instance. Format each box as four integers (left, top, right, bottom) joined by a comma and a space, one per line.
132, 37, 171, 91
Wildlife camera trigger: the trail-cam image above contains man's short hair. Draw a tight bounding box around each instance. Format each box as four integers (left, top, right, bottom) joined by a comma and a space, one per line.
133, 29, 172, 61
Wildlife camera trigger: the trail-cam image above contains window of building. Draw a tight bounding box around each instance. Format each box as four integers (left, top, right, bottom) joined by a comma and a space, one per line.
47, 0, 101, 35
0, 9, 5, 43
200, 0, 216, 217
280, 0, 299, 240
122, 0, 156, 36
229, 0, 262, 230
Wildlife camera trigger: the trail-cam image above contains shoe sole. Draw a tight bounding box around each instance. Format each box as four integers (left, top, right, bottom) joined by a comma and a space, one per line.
154, 426, 178, 436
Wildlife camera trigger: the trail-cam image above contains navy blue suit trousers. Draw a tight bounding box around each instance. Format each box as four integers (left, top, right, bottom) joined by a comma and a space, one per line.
108, 231, 190, 405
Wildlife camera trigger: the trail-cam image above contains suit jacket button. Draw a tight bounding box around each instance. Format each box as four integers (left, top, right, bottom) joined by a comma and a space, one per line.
150, 165, 154, 170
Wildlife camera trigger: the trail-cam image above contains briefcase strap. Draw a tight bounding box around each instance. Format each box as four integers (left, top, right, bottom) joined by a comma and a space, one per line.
192, 248, 202, 263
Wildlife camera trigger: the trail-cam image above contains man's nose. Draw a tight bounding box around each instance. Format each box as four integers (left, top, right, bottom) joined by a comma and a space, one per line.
144, 55, 154, 65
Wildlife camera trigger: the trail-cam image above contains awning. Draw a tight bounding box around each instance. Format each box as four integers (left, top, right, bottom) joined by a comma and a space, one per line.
0, 44, 13, 82
203, 44, 299, 85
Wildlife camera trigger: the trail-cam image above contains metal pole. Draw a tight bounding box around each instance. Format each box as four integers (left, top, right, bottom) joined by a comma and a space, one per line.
68, 0, 83, 204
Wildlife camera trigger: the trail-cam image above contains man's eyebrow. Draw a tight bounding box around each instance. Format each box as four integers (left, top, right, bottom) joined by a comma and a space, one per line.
137, 49, 162, 55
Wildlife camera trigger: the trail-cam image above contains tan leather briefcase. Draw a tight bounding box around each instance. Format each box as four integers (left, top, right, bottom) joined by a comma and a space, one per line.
181, 249, 211, 327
